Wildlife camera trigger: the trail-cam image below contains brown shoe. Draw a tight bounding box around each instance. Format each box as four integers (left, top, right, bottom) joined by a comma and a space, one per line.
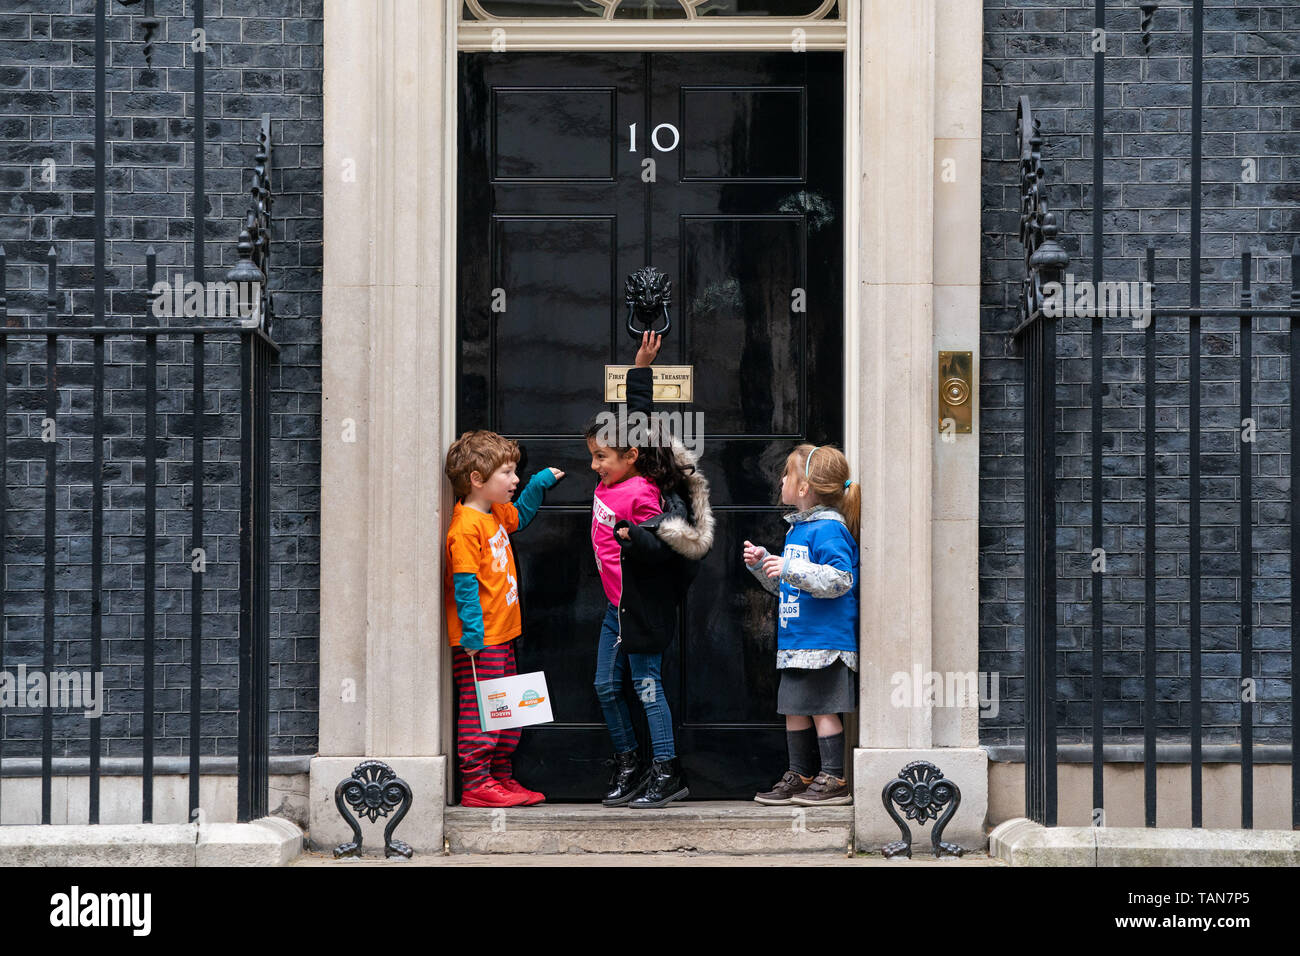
789, 771, 852, 806
754, 770, 813, 806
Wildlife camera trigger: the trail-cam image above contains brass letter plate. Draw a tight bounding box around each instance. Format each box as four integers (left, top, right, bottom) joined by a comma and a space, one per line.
938, 351, 972, 434
604, 365, 694, 403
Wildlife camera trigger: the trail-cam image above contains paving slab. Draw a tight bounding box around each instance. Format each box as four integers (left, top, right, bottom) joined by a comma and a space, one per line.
0, 818, 304, 867
292, 848, 1005, 866
443, 799, 853, 854
990, 817, 1300, 866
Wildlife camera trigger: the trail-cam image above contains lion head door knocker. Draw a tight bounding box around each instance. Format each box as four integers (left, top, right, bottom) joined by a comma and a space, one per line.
625, 266, 671, 340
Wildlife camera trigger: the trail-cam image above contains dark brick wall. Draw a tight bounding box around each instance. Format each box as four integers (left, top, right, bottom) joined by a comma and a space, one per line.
0, 0, 321, 758
980, 0, 1299, 747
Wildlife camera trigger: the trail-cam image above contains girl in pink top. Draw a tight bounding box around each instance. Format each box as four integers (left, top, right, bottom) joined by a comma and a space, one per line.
584, 421, 672, 792
580, 331, 712, 809
591, 461, 662, 606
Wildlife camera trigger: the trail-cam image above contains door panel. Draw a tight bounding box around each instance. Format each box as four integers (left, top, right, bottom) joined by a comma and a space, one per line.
458, 50, 844, 801
491, 88, 617, 180
492, 217, 616, 433
680, 87, 804, 181
681, 216, 804, 434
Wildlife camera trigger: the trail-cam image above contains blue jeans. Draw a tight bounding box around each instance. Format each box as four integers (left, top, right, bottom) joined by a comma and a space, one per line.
593, 602, 676, 762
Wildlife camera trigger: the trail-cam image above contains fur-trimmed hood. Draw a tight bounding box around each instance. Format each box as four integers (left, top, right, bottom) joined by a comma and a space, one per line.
638, 438, 714, 562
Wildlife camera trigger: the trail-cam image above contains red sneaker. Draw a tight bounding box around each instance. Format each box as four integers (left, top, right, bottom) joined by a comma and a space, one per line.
496, 777, 545, 806
461, 779, 529, 808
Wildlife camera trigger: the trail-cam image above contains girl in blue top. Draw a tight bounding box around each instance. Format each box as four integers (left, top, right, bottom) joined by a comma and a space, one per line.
743, 443, 860, 807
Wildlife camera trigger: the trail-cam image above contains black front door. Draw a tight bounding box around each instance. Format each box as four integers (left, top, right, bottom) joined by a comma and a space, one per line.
457, 50, 844, 800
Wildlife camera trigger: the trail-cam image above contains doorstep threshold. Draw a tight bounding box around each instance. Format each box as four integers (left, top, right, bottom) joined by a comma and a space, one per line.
446, 799, 853, 823
444, 799, 854, 854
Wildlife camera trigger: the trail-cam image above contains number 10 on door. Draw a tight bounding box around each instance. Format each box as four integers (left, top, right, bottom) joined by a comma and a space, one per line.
628, 123, 680, 153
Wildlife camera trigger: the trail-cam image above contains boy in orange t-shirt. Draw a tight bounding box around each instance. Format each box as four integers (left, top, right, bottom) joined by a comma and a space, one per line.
444, 430, 563, 808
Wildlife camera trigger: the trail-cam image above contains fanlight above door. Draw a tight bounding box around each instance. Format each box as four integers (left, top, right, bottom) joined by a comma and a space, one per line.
463, 0, 841, 20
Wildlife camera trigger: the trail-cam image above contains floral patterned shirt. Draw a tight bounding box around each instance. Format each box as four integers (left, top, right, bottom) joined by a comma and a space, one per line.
747, 505, 860, 670
775, 648, 859, 671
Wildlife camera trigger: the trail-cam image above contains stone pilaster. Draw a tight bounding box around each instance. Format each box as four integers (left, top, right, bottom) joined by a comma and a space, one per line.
853, 0, 988, 853
931, 0, 984, 750
857, 0, 937, 752
312, 0, 453, 854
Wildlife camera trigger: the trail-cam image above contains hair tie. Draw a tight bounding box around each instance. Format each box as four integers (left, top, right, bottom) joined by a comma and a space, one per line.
804, 446, 821, 478
844, 479, 852, 489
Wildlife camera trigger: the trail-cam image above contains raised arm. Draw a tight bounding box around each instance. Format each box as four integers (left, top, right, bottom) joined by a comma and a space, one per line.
625, 330, 662, 418
625, 366, 654, 419
513, 467, 561, 530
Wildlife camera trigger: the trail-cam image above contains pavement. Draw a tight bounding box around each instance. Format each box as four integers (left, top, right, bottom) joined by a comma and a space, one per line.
291, 847, 1005, 866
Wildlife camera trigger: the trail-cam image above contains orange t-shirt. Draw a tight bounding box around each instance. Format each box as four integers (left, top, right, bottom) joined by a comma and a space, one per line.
444, 500, 522, 647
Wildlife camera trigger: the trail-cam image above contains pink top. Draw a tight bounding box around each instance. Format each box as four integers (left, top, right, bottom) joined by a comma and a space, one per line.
591, 475, 662, 605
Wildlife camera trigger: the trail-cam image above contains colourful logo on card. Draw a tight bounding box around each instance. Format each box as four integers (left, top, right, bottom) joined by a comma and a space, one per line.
487, 690, 512, 719
519, 689, 545, 708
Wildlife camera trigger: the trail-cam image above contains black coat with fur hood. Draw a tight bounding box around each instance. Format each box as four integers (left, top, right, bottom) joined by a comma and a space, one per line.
610, 366, 714, 654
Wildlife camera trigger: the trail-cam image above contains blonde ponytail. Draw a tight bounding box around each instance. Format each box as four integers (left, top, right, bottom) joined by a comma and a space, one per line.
785, 443, 860, 539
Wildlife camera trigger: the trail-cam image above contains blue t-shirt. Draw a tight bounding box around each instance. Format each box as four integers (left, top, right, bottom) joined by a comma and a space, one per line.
776, 513, 859, 653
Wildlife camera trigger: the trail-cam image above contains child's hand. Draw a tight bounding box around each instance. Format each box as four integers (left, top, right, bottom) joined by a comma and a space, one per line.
634, 330, 662, 368
761, 554, 784, 579
616, 527, 630, 540
548, 467, 565, 481
742, 540, 766, 567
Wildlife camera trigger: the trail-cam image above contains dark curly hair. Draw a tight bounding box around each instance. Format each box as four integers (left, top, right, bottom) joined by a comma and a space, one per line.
582, 411, 694, 500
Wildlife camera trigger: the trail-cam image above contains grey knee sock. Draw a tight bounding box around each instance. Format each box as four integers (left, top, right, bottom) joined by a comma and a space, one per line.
786, 728, 818, 778
817, 731, 844, 778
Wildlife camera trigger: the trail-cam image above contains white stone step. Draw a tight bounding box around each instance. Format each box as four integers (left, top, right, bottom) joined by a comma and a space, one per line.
445, 800, 854, 854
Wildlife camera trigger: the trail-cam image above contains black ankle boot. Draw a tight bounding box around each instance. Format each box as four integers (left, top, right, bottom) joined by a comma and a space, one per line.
602, 749, 647, 807
627, 757, 689, 809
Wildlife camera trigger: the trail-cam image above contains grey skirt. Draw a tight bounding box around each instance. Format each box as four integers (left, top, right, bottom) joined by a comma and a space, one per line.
776, 660, 858, 716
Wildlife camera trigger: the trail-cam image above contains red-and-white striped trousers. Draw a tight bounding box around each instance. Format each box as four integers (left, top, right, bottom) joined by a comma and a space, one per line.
452, 642, 523, 788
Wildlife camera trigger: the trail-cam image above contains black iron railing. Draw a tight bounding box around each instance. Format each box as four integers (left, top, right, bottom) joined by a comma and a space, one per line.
1012, 96, 1066, 827
1012, 0, 1299, 830
0, 0, 275, 825
0, 316, 277, 825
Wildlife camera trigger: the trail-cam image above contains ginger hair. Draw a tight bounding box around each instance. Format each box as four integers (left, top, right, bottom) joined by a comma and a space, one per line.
445, 430, 520, 499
